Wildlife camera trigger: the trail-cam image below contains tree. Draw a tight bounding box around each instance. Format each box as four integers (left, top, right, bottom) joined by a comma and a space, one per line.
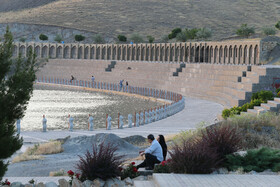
129, 33, 144, 43
117, 35, 127, 42
54, 34, 63, 43
39, 34, 48, 41
19, 38, 26, 43
196, 27, 212, 40
0, 27, 37, 180
236, 24, 255, 38
93, 34, 105, 44
168, 28, 182, 39
75, 34, 85, 42
275, 21, 280, 30
262, 27, 276, 36
185, 28, 199, 40
147, 35, 155, 43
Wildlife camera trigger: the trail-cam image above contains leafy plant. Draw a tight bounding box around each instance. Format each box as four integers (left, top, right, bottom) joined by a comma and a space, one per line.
147, 35, 155, 43
117, 35, 127, 42
75, 34, 85, 42
176, 32, 188, 42
76, 142, 123, 181
29, 179, 35, 184
120, 162, 139, 180
93, 34, 105, 44
225, 147, 280, 172
251, 91, 274, 103
236, 24, 255, 38
67, 170, 80, 185
196, 27, 212, 40
185, 28, 199, 40
154, 159, 171, 173
168, 28, 182, 39
1, 179, 10, 186
19, 37, 26, 42
262, 27, 276, 36
161, 35, 169, 43
39, 34, 48, 41
130, 33, 144, 43
275, 21, 280, 30
54, 34, 63, 43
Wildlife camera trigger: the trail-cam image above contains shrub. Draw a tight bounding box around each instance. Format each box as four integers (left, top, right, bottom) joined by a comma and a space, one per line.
168, 28, 182, 39
275, 21, 280, 30
236, 24, 255, 38
54, 34, 63, 43
251, 90, 274, 103
185, 28, 199, 40
147, 35, 155, 43
262, 27, 276, 36
75, 34, 85, 42
93, 34, 105, 44
39, 34, 48, 41
67, 170, 81, 185
76, 142, 123, 181
201, 125, 242, 161
120, 162, 139, 180
169, 137, 222, 174
19, 37, 26, 42
154, 160, 171, 173
222, 109, 231, 119
277, 91, 280, 98
161, 35, 169, 43
176, 32, 187, 42
225, 147, 280, 172
196, 27, 212, 40
117, 35, 127, 42
1, 179, 10, 186
129, 33, 144, 43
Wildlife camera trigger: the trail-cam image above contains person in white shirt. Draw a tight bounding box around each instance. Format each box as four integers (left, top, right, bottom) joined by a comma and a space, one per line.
136, 134, 163, 170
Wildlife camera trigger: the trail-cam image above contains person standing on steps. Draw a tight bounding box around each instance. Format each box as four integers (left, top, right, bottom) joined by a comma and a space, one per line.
136, 134, 163, 170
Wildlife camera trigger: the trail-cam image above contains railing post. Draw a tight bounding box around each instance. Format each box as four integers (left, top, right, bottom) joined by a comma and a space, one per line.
106, 114, 108, 129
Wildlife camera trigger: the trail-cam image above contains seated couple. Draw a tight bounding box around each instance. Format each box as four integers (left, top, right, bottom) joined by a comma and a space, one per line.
136, 134, 167, 170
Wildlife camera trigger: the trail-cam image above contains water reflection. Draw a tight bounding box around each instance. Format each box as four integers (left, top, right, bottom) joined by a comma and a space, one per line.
20, 85, 162, 131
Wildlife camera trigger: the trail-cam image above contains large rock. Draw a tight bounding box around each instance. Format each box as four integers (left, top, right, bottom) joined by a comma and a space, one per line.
58, 179, 70, 187
93, 178, 105, 187
72, 179, 82, 187
11, 182, 24, 187
45, 182, 58, 187
82, 180, 93, 187
104, 178, 125, 187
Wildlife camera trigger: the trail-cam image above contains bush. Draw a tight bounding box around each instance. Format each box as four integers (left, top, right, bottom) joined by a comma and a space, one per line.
154, 160, 171, 173
161, 35, 169, 43
19, 37, 26, 42
201, 125, 242, 161
225, 147, 280, 172
236, 24, 255, 38
251, 90, 274, 103
275, 21, 280, 30
120, 162, 139, 180
196, 27, 212, 40
75, 34, 85, 42
76, 142, 123, 181
129, 33, 144, 43
54, 34, 63, 43
169, 137, 222, 174
262, 27, 277, 36
93, 34, 105, 44
117, 35, 127, 42
147, 35, 155, 43
185, 28, 199, 40
39, 34, 48, 41
176, 32, 187, 42
222, 109, 231, 119
168, 28, 182, 39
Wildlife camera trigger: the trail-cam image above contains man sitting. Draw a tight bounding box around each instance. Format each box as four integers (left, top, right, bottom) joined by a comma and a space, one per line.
136, 134, 163, 170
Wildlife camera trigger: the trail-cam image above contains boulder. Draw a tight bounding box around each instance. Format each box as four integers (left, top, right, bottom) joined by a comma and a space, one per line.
104, 178, 125, 187
82, 180, 93, 187
93, 178, 105, 187
11, 182, 24, 187
124, 177, 133, 185
37, 182, 45, 187
45, 182, 58, 187
58, 179, 70, 187
72, 179, 82, 187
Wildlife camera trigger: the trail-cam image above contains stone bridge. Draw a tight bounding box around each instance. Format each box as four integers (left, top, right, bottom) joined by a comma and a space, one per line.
12, 40, 261, 65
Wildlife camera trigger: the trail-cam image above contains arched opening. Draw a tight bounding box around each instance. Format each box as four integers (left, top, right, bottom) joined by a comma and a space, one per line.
170, 47, 174, 62
146, 47, 149, 61
254, 45, 258, 65
151, 47, 155, 61
185, 47, 189, 62
136, 47, 140, 61
210, 46, 213, 63
113, 47, 117, 60
249, 45, 253, 64
205, 46, 209, 63
195, 46, 199, 62
101, 47, 106, 59
56, 46, 62, 58
49, 46, 56, 58
238, 46, 243, 64
19, 45, 26, 57
84, 47, 89, 59
107, 47, 111, 60
90, 47, 95, 59
190, 47, 194, 62
165, 47, 169, 62
96, 47, 100, 59
233, 46, 237, 64
42, 46, 48, 58
219, 46, 223, 64
243, 45, 247, 64
214, 46, 218, 63
71, 46, 77, 59
78, 47, 83, 59
12, 45, 18, 57
155, 47, 159, 61
224, 46, 228, 64
63, 46, 69, 59
200, 46, 204, 62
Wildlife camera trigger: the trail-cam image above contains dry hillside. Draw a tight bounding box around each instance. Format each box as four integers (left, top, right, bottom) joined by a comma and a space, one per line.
0, 0, 279, 40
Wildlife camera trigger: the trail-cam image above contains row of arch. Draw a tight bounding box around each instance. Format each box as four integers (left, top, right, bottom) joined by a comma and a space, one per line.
12, 42, 260, 65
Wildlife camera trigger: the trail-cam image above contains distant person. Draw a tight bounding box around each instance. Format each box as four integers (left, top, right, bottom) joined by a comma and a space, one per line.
136, 134, 163, 170
157, 135, 167, 161
42, 115, 47, 132
70, 75, 75, 83
91, 76, 95, 83
119, 79, 124, 91
126, 81, 128, 86
88, 114, 94, 131
68, 114, 74, 131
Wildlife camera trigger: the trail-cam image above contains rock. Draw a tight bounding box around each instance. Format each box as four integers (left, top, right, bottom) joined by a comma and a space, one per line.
104, 178, 125, 187
132, 176, 145, 181
37, 183, 45, 187
58, 179, 70, 187
248, 171, 257, 175
259, 169, 278, 175
93, 178, 105, 187
45, 182, 58, 187
233, 151, 247, 157
217, 168, 228, 174
72, 179, 82, 187
11, 182, 24, 187
124, 177, 133, 185
82, 180, 93, 187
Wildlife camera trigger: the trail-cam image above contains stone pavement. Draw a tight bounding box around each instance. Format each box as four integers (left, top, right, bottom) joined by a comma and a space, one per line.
20, 97, 224, 143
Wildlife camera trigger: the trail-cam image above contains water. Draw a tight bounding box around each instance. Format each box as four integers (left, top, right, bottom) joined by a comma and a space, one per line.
20, 84, 162, 131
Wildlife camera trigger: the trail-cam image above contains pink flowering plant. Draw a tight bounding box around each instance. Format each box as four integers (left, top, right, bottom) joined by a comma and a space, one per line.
154, 159, 171, 173
67, 170, 80, 185
120, 162, 139, 180
1, 179, 11, 186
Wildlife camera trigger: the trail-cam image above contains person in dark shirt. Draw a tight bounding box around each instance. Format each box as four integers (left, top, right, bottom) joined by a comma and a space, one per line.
157, 134, 167, 161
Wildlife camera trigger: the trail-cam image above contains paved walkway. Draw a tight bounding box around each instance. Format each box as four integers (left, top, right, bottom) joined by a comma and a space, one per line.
20, 97, 223, 143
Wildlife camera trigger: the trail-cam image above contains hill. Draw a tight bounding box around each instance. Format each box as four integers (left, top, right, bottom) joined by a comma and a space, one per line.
0, 0, 279, 40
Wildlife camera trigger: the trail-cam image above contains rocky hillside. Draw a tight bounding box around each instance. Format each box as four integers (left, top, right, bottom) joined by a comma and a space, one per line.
0, 0, 279, 41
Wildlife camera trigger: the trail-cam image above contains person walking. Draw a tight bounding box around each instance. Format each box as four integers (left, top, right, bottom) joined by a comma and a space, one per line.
119, 79, 124, 91
136, 134, 163, 170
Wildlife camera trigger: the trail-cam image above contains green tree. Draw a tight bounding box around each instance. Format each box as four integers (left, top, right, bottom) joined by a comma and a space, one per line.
275, 21, 280, 30
147, 35, 155, 43
93, 34, 105, 44
75, 34, 85, 42
129, 33, 144, 43
168, 28, 182, 39
236, 24, 255, 38
196, 27, 212, 40
54, 34, 63, 43
39, 34, 48, 41
0, 27, 37, 180
117, 35, 127, 42
262, 27, 276, 36
185, 28, 199, 40
19, 38, 26, 43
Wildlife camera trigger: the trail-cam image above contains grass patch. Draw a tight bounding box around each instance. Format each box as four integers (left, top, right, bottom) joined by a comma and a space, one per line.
12, 141, 63, 163
49, 169, 67, 176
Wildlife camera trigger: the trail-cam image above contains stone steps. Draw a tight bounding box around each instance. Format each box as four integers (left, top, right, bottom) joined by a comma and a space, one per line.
241, 98, 280, 115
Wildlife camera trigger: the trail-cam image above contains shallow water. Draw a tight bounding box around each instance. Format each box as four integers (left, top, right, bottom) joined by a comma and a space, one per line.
19, 84, 162, 131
